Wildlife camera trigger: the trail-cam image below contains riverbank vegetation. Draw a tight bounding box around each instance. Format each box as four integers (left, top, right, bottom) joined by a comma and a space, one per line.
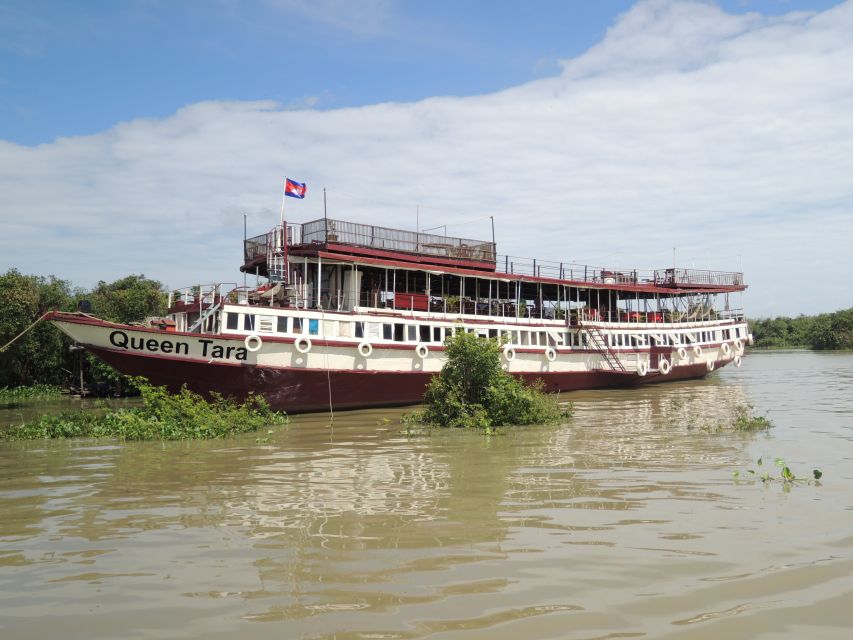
0, 384, 63, 401
2, 379, 288, 441
405, 332, 572, 432
0, 269, 167, 392
750, 308, 853, 350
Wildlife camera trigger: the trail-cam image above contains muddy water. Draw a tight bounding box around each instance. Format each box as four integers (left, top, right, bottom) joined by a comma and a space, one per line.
1, 351, 851, 639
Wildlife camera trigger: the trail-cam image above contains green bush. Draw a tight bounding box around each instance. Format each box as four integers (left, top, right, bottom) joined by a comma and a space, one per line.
410, 331, 571, 431
2, 379, 288, 441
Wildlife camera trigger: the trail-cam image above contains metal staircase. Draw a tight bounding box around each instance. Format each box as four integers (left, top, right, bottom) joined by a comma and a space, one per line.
580, 323, 628, 373
267, 225, 288, 284
188, 298, 222, 333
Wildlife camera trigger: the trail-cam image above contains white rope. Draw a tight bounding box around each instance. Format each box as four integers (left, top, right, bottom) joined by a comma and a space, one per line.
0, 311, 51, 353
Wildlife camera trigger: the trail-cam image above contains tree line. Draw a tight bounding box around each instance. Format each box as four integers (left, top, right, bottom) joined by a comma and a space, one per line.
0, 269, 166, 390
749, 308, 853, 350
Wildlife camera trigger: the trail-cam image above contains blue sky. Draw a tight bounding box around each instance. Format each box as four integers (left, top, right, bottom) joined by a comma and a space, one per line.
2, 0, 842, 146
1, 0, 852, 316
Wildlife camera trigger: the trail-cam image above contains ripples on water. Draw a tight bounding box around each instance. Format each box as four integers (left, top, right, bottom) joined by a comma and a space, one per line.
0, 351, 851, 639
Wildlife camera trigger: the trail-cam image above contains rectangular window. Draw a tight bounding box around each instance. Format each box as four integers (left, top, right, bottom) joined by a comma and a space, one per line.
226, 313, 239, 330
394, 324, 405, 342
258, 315, 274, 333
308, 319, 319, 336
276, 316, 288, 333
355, 322, 364, 338
293, 316, 302, 333
407, 325, 417, 342
419, 325, 431, 342
383, 324, 392, 340
243, 314, 255, 331
433, 326, 442, 342
488, 328, 498, 339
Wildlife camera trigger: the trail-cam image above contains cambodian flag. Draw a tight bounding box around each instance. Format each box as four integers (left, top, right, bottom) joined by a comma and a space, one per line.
284, 178, 307, 199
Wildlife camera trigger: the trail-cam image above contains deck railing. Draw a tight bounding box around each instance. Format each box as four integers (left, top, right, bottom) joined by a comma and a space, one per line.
497, 256, 743, 288
244, 221, 743, 288
301, 218, 497, 263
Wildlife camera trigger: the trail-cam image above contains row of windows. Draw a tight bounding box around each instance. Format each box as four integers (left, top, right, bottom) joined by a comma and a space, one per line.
226, 312, 741, 348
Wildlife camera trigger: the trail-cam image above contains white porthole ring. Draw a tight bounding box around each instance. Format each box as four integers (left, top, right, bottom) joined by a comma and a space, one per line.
245, 334, 263, 352
706, 359, 715, 372
295, 336, 312, 354
358, 341, 373, 357
659, 358, 672, 375
734, 339, 744, 353
416, 343, 429, 359
503, 345, 516, 362
693, 345, 703, 357
721, 342, 732, 357
545, 346, 557, 362
637, 360, 648, 377
677, 347, 687, 360
734, 355, 742, 368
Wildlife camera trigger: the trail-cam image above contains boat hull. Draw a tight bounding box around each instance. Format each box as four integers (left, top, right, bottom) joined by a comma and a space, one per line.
50, 312, 735, 413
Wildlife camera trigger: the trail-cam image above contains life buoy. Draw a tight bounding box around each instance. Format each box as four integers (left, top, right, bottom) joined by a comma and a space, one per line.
721, 342, 732, 356
503, 345, 516, 362
637, 360, 648, 377
295, 336, 312, 354
706, 359, 715, 372
734, 355, 742, 368
545, 346, 557, 362
734, 339, 744, 353
244, 334, 263, 352
693, 345, 703, 357
358, 341, 372, 357
677, 347, 687, 360
416, 343, 429, 359
659, 358, 672, 375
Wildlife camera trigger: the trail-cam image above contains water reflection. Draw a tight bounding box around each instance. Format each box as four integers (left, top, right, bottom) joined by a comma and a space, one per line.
1, 353, 852, 639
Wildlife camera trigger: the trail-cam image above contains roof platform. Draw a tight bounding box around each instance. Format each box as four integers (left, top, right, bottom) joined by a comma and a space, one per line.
244, 217, 497, 274
242, 217, 745, 294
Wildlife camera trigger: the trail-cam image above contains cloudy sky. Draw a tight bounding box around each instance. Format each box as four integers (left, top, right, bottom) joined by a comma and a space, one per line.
1, 0, 851, 317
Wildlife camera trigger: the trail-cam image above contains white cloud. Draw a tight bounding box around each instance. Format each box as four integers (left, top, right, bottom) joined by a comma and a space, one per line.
1, 0, 852, 316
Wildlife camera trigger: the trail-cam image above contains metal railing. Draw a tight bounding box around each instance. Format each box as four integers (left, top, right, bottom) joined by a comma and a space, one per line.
244, 219, 743, 289
496, 255, 742, 288
301, 218, 496, 263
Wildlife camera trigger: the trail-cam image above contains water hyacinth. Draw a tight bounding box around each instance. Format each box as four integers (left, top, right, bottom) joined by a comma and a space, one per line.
2, 378, 288, 441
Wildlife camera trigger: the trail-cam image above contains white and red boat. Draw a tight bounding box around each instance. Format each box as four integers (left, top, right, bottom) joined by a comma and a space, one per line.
50, 216, 751, 412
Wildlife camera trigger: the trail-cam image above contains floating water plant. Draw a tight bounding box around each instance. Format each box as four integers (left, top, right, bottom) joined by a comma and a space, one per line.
2, 378, 288, 441
0, 384, 63, 400
733, 456, 823, 486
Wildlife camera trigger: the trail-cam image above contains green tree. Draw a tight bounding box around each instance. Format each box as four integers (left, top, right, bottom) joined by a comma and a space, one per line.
808, 308, 853, 350
0, 269, 76, 388
89, 274, 168, 324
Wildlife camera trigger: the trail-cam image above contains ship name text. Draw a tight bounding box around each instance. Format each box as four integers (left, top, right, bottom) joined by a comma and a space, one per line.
109, 331, 248, 361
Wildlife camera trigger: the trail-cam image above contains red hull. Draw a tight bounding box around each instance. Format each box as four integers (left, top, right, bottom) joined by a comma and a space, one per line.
89, 346, 720, 413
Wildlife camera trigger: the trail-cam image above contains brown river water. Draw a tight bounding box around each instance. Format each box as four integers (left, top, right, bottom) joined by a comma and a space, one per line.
1, 350, 851, 639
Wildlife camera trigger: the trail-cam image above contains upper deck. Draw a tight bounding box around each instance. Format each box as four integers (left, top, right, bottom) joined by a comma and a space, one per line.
243, 217, 745, 293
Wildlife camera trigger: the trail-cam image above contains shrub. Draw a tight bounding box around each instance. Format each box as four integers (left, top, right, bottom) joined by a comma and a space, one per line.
410, 332, 571, 431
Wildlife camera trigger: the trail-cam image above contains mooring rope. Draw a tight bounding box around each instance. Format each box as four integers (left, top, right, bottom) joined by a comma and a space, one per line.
0, 311, 51, 353
318, 307, 335, 429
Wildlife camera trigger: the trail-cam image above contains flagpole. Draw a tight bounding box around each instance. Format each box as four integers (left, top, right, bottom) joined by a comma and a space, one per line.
279, 178, 287, 228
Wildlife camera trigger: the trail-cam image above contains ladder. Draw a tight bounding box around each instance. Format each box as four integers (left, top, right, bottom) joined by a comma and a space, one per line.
188, 298, 222, 333
581, 323, 628, 373
267, 225, 288, 284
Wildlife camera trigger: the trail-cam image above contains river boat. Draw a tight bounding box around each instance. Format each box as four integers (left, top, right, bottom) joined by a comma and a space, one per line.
49, 215, 752, 412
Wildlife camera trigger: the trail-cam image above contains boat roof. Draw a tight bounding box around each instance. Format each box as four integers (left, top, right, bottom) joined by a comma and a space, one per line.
243, 217, 746, 294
